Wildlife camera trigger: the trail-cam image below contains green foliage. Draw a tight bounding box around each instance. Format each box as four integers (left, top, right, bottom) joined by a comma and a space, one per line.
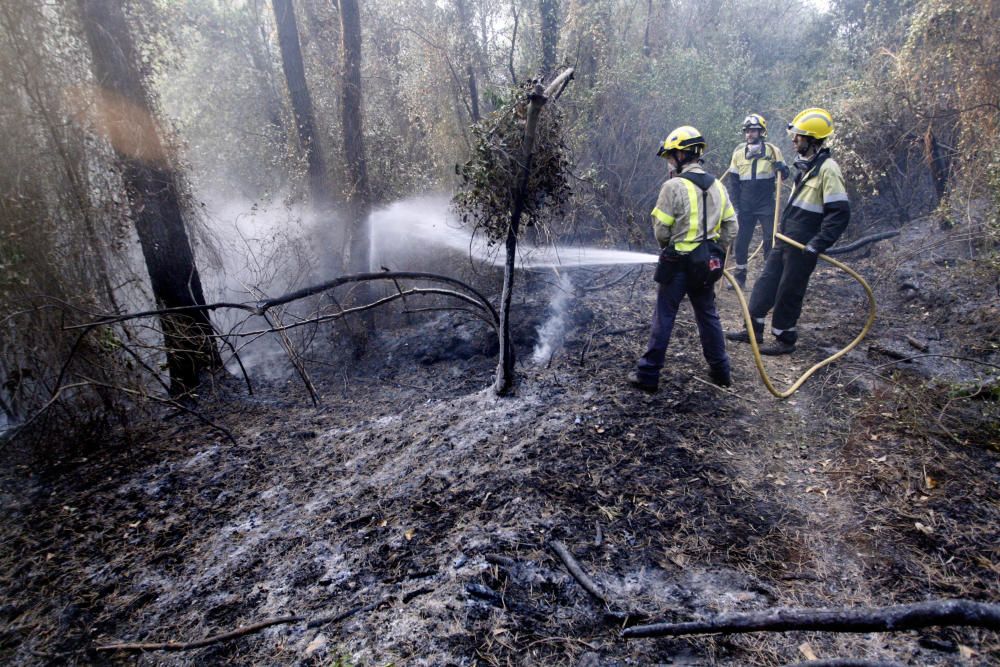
452, 83, 571, 244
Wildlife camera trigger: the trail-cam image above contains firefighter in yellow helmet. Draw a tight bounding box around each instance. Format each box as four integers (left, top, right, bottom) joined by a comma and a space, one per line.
727, 108, 851, 355
725, 114, 789, 288
628, 126, 738, 391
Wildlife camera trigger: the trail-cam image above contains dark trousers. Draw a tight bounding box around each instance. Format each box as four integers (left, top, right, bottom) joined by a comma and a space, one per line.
734, 209, 774, 267
748, 242, 819, 343
636, 270, 730, 383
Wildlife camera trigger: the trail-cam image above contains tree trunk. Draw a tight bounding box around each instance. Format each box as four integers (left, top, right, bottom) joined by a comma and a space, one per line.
455, 0, 482, 122
76, 0, 220, 396
642, 0, 652, 57
337, 0, 371, 275
539, 0, 559, 77
272, 0, 329, 206
494, 68, 573, 395
923, 125, 949, 203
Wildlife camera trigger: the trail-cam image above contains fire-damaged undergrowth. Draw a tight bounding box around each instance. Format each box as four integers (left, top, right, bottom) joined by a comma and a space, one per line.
1, 217, 998, 666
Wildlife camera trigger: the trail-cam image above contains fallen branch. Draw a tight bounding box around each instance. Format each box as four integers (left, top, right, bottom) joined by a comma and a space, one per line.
904, 335, 929, 352
549, 540, 606, 605
96, 615, 303, 653
824, 230, 900, 255
622, 599, 1000, 639
783, 660, 905, 667
96, 596, 393, 653
868, 343, 909, 360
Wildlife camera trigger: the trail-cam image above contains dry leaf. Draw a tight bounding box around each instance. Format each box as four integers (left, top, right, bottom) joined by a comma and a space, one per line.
378, 519, 388, 527
925, 474, 937, 490
914, 522, 933, 535
958, 644, 976, 659
798, 642, 818, 660
404, 528, 415, 540
305, 634, 327, 656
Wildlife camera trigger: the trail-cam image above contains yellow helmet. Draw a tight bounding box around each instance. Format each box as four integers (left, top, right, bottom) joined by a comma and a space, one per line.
742, 114, 767, 133
787, 107, 834, 139
657, 125, 706, 158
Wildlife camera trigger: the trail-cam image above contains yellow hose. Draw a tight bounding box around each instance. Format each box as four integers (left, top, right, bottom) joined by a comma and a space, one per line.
723, 231, 877, 399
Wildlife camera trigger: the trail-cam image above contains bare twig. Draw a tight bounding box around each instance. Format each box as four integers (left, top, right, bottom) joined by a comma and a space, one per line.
792, 660, 912, 667
262, 311, 318, 406
549, 540, 606, 605
96, 615, 303, 653
96, 596, 394, 653
623, 599, 1000, 639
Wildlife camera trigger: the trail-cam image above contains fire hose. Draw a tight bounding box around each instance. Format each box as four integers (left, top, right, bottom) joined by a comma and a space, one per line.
723, 231, 878, 399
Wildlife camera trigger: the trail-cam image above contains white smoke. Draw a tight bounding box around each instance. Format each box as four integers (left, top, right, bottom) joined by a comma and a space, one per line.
532, 273, 575, 365
195, 190, 330, 380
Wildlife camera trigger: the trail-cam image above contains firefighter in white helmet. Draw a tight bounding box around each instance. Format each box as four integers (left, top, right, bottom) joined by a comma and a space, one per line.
727, 107, 851, 355
724, 113, 789, 289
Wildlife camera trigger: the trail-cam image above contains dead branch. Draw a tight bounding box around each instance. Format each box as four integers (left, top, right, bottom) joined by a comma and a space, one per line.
81, 379, 238, 446
622, 599, 1000, 639
237, 287, 498, 337
549, 540, 606, 605
824, 230, 900, 255
262, 311, 318, 406
65, 271, 499, 330
905, 335, 929, 352
96, 615, 303, 652
868, 343, 909, 360
871, 354, 1000, 372
96, 596, 394, 653
783, 660, 905, 667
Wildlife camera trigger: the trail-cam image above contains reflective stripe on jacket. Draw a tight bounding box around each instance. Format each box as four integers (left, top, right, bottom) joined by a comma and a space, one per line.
726, 141, 788, 214
780, 149, 850, 253
651, 163, 738, 252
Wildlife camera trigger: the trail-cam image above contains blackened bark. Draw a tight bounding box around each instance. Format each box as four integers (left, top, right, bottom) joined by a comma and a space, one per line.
272, 0, 329, 205
539, 0, 559, 77
76, 0, 220, 396
494, 69, 573, 395
455, 0, 482, 122
338, 0, 371, 275
923, 126, 949, 203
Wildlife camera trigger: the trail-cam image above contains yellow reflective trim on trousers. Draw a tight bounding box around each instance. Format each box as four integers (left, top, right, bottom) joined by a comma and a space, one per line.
674, 180, 702, 252
651, 207, 674, 226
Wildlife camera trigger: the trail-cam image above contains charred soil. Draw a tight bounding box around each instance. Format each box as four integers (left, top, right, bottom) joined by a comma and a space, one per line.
1, 216, 998, 666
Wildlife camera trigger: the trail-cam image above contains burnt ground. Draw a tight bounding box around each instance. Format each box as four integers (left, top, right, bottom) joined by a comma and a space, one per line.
1, 214, 999, 666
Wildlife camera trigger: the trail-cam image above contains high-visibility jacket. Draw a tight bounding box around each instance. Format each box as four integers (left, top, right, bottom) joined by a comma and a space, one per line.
651, 163, 738, 252
780, 148, 850, 254
726, 141, 788, 215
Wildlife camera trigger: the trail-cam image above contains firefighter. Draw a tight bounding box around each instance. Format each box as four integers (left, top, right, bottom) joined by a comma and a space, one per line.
725, 114, 789, 288
726, 108, 851, 355
628, 126, 738, 392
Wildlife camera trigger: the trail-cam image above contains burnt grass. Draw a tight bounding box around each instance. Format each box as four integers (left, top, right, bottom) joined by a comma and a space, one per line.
2, 217, 999, 666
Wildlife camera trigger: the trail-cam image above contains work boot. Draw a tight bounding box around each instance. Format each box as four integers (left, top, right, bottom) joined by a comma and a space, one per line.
734, 269, 746, 290
759, 340, 796, 356
726, 321, 763, 344
626, 372, 658, 393
725, 269, 746, 291
725, 329, 750, 343
709, 369, 732, 387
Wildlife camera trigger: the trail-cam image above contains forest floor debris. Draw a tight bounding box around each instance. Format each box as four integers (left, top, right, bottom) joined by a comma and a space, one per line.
1, 218, 998, 665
